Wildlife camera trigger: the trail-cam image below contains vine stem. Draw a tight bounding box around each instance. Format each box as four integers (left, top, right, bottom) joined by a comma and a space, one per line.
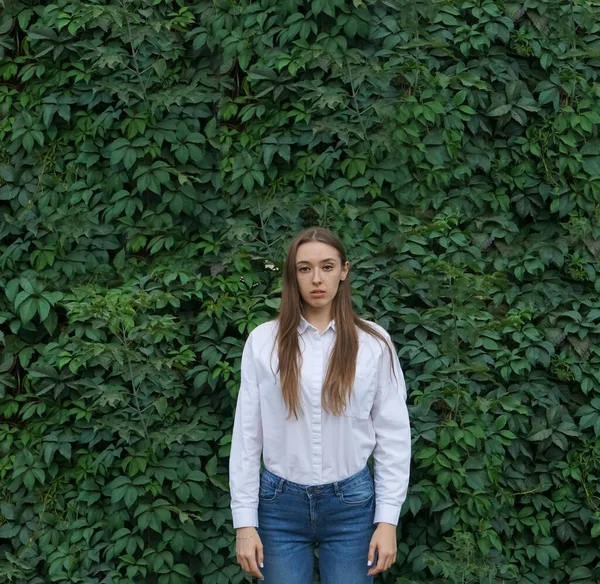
127, 354, 150, 439
120, 323, 149, 440
346, 61, 370, 147
119, 0, 149, 102
449, 273, 462, 418
256, 199, 272, 256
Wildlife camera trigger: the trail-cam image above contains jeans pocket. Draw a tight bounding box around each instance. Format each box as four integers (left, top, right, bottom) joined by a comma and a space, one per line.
258, 476, 279, 502
339, 478, 374, 506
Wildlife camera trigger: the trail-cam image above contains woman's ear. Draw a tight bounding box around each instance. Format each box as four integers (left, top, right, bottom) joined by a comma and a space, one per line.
341, 261, 350, 280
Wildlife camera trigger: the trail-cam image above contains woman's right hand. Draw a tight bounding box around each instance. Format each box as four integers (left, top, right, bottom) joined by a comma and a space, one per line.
235, 527, 264, 580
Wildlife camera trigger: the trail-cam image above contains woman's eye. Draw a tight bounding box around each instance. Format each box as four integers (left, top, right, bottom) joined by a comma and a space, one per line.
298, 266, 333, 272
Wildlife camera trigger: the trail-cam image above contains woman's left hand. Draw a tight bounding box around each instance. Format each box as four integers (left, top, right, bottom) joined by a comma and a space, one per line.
367, 522, 397, 576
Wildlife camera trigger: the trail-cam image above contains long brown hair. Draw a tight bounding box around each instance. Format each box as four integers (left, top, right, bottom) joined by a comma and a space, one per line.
272, 226, 398, 420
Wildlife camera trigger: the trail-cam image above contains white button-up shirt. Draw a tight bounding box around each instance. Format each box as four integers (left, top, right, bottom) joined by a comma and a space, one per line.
229, 315, 411, 529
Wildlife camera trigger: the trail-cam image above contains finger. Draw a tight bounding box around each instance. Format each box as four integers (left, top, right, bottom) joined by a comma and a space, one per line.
368, 559, 385, 575
367, 541, 377, 566
257, 545, 264, 570
241, 553, 255, 573
239, 556, 249, 574
256, 548, 265, 580
369, 563, 386, 575
367, 557, 381, 576
247, 553, 264, 580
368, 555, 389, 575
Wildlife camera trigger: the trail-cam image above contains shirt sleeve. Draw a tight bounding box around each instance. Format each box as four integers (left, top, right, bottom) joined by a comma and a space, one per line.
229, 331, 263, 529
370, 329, 411, 526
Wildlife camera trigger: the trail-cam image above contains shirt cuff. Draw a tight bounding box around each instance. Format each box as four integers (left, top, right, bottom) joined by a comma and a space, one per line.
374, 502, 401, 526
232, 507, 259, 529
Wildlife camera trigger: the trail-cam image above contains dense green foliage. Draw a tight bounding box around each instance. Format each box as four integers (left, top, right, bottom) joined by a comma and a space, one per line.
1, 0, 600, 583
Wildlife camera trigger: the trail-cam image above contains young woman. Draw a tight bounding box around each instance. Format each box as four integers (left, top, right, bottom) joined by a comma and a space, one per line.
229, 226, 411, 583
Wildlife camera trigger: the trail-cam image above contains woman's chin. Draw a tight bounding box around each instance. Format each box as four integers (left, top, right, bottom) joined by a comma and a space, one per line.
302, 296, 330, 310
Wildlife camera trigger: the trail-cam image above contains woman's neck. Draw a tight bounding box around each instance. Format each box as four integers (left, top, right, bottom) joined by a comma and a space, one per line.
302, 309, 333, 333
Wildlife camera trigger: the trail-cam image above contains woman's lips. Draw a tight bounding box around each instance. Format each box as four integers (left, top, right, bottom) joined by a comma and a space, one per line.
311, 291, 326, 296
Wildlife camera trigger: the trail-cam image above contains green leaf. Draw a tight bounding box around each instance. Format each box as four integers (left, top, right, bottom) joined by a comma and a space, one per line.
465, 471, 488, 490
205, 455, 218, 477
37, 298, 51, 321
124, 486, 138, 508
154, 397, 168, 416
582, 156, 600, 176
0, 503, 16, 520
529, 428, 553, 441
488, 104, 512, 116
153, 59, 167, 77
123, 148, 137, 170
425, 146, 447, 166
173, 564, 192, 577
14, 290, 31, 309
439, 508, 459, 533
19, 298, 37, 324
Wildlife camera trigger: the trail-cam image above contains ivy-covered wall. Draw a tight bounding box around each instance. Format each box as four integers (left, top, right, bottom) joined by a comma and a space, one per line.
1, 0, 600, 583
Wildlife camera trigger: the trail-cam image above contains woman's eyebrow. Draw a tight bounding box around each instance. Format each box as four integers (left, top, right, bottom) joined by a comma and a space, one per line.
296, 258, 337, 265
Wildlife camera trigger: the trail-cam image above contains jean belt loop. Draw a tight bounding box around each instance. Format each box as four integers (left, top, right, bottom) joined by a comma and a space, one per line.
333, 480, 341, 497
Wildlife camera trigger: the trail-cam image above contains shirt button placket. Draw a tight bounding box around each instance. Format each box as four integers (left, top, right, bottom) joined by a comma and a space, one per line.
312, 330, 323, 485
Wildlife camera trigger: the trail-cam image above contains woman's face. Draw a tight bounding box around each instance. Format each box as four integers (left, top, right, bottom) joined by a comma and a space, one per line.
295, 241, 349, 313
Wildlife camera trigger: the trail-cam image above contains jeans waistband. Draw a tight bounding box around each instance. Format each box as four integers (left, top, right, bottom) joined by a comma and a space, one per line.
261, 464, 372, 496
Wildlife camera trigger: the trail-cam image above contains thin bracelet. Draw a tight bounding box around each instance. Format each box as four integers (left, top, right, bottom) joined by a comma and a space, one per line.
236, 533, 256, 540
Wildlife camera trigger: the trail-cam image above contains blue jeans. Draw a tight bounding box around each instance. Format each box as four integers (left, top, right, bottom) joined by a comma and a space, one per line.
257, 464, 378, 584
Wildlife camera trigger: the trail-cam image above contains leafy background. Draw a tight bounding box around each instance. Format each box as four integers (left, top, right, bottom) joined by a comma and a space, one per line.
1, 0, 600, 583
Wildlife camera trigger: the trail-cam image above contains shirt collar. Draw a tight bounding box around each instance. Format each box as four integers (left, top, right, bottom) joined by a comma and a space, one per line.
297, 314, 336, 335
